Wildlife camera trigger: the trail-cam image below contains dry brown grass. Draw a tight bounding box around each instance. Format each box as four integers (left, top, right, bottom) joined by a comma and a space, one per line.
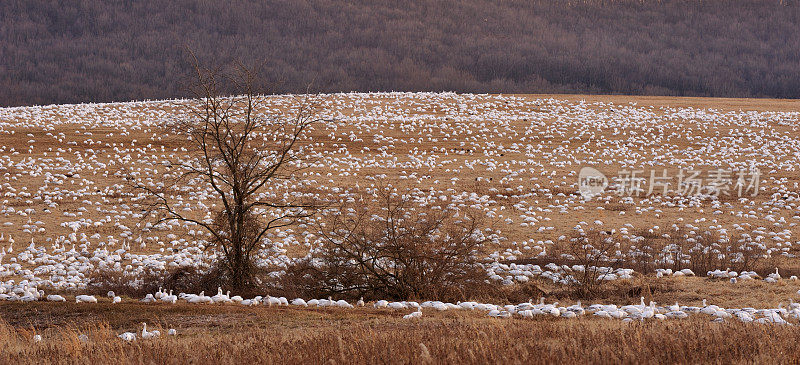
3, 274, 800, 363
0, 301, 799, 364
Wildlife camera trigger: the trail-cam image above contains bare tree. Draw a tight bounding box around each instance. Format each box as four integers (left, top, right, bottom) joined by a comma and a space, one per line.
131, 57, 323, 289
285, 186, 496, 301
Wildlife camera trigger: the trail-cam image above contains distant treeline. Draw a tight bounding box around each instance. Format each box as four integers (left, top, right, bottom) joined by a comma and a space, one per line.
1, 0, 799, 106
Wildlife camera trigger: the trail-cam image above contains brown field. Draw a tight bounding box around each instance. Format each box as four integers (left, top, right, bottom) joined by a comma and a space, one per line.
1, 285, 800, 365
1, 93, 800, 363
1, 93, 798, 262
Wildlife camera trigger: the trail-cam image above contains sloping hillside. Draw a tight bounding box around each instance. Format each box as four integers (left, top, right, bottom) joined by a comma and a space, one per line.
1, 0, 799, 106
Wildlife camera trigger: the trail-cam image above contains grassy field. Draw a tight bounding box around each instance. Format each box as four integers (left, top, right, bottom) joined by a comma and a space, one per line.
1, 276, 799, 364
1, 299, 799, 364
2, 93, 800, 363
1, 93, 798, 264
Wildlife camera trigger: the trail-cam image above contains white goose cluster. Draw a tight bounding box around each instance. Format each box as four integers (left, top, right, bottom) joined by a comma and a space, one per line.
0, 93, 799, 304
118, 287, 800, 326
489, 261, 635, 286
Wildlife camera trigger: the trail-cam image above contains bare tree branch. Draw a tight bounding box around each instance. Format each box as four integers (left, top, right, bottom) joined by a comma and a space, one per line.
128, 53, 326, 289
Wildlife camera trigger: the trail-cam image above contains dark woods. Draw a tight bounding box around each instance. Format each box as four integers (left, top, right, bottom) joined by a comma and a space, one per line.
2, 0, 799, 106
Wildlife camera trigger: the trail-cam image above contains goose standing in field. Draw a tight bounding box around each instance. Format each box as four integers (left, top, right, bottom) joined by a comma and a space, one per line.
640, 302, 656, 319
700, 299, 722, 316
543, 302, 561, 317
621, 297, 646, 315
160, 290, 177, 304
766, 268, 781, 283
318, 296, 333, 307
212, 288, 231, 303
141, 322, 160, 339
357, 297, 365, 307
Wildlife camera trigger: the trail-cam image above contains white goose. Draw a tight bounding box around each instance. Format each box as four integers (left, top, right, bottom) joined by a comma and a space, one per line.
186, 291, 212, 304
766, 268, 781, 283
141, 293, 156, 303
75, 295, 97, 303
46, 294, 66, 302
118, 332, 136, 342
211, 288, 228, 303
160, 290, 177, 304
141, 322, 160, 339
403, 308, 423, 319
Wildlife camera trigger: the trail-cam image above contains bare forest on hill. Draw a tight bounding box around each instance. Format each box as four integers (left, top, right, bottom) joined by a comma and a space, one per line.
1, 0, 800, 106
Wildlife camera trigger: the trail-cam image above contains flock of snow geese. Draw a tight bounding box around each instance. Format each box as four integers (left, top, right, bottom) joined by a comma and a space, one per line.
1, 92, 800, 340
30, 284, 800, 343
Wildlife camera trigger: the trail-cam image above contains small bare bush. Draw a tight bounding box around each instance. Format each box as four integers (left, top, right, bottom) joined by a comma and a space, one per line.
86, 268, 167, 298
284, 187, 496, 301
86, 266, 239, 298
553, 230, 618, 297
662, 230, 768, 275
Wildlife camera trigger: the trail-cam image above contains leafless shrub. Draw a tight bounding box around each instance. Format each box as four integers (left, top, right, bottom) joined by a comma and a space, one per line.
86, 265, 252, 298
662, 230, 768, 275
86, 268, 166, 298
284, 186, 497, 302
553, 230, 619, 297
